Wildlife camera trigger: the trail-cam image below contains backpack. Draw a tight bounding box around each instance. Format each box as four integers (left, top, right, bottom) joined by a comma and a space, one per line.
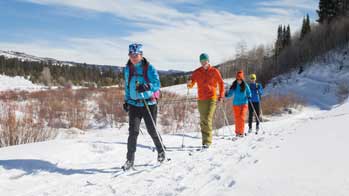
127, 58, 161, 100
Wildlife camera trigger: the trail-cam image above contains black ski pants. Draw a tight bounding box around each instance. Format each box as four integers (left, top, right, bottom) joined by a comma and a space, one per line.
127, 104, 163, 161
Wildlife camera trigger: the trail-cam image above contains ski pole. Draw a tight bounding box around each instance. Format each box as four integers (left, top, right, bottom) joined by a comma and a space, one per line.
139, 92, 167, 153
181, 88, 190, 148
220, 103, 226, 137
248, 99, 264, 134
221, 101, 233, 137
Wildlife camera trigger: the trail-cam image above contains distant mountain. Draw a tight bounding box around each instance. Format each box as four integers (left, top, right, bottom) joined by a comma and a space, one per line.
0, 50, 185, 76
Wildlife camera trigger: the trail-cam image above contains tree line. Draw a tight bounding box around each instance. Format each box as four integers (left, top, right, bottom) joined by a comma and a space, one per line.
0, 56, 123, 87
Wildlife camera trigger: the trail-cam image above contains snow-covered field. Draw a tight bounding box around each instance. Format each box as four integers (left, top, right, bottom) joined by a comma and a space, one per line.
1, 48, 349, 195
0, 75, 44, 91
0, 99, 348, 196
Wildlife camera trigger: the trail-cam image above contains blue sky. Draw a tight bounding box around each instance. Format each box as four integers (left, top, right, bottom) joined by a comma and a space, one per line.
0, 0, 318, 70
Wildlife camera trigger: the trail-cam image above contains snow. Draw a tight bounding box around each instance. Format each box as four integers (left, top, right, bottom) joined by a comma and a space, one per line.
0, 50, 53, 62
233, 100, 349, 196
161, 78, 235, 96
0, 75, 44, 91
1, 49, 349, 195
0, 99, 348, 195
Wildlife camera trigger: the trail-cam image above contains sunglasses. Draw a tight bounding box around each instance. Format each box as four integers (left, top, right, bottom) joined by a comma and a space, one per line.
129, 53, 141, 58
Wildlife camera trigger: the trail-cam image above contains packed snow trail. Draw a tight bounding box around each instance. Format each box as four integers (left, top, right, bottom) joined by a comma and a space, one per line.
2, 102, 348, 196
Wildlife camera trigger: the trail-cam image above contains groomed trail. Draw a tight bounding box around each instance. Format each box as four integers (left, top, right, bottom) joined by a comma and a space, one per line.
1, 101, 348, 196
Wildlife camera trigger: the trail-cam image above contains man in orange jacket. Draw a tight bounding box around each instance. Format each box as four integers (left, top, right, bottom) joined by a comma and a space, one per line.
187, 53, 225, 148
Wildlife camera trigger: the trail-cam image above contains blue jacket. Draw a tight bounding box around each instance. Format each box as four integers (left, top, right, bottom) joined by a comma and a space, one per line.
249, 83, 263, 103
124, 61, 160, 107
225, 82, 252, 106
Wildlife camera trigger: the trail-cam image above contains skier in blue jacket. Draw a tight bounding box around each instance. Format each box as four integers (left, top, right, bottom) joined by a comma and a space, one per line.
225, 71, 252, 137
122, 43, 165, 171
248, 74, 263, 133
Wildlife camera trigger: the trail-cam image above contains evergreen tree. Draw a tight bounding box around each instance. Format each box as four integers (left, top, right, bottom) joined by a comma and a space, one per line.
275, 25, 284, 56
275, 24, 292, 57
285, 25, 291, 46
317, 0, 339, 23
336, 0, 349, 16
300, 14, 311, 40
282, 26, 287, 48
317, 0, 328, 23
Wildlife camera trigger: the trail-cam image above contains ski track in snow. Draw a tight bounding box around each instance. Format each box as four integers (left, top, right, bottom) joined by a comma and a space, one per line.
2, 104, 343, 196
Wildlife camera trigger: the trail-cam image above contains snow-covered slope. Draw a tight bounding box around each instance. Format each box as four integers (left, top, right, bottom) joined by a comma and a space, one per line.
266, 47, 349, 109
0, 50, 56, 63
0, 75, 43, 91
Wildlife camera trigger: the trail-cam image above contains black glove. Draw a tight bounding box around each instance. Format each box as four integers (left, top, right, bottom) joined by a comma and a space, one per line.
123, 102, 129, 112
136, 83, 150, 93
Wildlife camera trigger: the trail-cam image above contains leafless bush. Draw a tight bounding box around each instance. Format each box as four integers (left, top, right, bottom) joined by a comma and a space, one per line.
158, 91, 198, 134
336, 82, 349, 103
261, 94, 304, 116
0, 103, 57, 147
95, 87, 126, 127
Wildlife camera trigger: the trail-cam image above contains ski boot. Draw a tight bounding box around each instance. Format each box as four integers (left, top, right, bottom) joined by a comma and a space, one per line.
157, 151, 166, 163
237, 133, 244, 138
121, 160, 134, 171
202, 144, 210, 149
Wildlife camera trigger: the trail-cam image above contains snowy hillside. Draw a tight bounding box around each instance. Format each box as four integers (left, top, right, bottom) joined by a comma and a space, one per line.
266, 47, 349, 109
0, 75, 44, 91
0, 50, 52, 62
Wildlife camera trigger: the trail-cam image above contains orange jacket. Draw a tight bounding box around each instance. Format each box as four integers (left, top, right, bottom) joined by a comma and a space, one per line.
188, 65, 225, 101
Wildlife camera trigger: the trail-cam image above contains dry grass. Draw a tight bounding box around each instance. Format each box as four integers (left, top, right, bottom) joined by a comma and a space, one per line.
261, 94, 304, 116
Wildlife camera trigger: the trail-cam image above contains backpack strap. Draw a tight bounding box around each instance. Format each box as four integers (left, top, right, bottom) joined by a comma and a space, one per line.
127, 63, 135, 88
127, 58, 149, 88
142, 58, 150, 83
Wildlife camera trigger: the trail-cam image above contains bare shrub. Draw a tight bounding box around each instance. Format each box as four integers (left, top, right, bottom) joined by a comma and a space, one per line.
158, 91, 197, 134
0, 103, 57, 147
261, 94, 304, 116
95, 87, 126, 127
336, 82, 349, 103
40, 67, 52, 86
